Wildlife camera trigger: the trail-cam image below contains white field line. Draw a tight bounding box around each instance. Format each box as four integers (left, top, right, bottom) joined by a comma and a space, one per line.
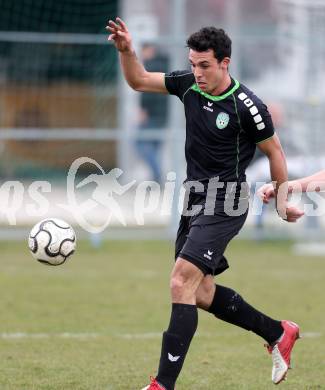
300, 332, 322, 338
0, 332, 99, 340
119, 331, 323, 339
118, 332, 161, 340
1, 331, 322, 340
119, 331, 324, 340
1, 331, 229, 340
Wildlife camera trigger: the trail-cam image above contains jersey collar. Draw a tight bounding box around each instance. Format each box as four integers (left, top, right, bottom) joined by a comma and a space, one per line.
191, 78, 240, 101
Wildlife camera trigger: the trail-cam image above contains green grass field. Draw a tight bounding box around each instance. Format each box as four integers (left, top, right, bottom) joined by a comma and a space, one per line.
0, 239, 324, 390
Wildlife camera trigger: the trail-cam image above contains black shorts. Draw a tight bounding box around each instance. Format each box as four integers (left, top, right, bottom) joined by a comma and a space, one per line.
175, 210, 248, 276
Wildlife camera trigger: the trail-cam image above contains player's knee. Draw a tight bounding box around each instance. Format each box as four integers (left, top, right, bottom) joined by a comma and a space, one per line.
170, 259, 204, 303
170, 275, 187, 299
170, 274, 197, 303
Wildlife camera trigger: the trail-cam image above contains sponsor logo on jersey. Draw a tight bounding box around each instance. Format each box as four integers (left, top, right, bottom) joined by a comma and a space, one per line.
203, 100, 214, 112
203, 105, 213, 112
216, 112, 229, 129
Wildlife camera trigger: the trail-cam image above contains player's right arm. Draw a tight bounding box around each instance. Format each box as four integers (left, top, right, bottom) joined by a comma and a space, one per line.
106, 17, 167, 93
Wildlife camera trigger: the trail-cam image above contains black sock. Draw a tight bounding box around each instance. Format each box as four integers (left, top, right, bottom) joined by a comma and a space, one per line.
156, 303, 198, 390
208, 285, 283, 345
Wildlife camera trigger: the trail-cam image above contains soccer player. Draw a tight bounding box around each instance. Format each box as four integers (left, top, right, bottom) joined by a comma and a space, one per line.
259, 169, 325, 203
106, 18, 304, 389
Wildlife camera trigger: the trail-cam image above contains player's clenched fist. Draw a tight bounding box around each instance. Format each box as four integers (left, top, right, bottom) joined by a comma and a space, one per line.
258, 183, 304, 222
106, 17, 133, 53
284, 205, 304, 223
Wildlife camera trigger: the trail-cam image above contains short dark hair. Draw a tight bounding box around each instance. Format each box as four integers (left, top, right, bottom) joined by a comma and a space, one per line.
187, 27, 232, 62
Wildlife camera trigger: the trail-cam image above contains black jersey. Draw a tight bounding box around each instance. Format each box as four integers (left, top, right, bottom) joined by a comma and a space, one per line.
165, 71, 274, 189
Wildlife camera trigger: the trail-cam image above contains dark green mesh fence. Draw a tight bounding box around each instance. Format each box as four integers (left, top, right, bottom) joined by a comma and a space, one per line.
0, 0, 118, 83
0, 0, 119, 178
0, 0, 117, 33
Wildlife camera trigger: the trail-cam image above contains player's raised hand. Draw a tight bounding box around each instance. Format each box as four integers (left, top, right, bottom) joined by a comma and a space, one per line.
106, 17, 132, 53
257, 183, 275, 204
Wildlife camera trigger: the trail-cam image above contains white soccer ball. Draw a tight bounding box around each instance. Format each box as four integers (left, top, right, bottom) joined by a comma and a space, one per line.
28, 218, 76, 266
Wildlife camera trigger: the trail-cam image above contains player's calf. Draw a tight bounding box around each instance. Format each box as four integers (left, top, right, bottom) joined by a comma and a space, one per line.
195, 275, 216, 310
207, 284, 284, 345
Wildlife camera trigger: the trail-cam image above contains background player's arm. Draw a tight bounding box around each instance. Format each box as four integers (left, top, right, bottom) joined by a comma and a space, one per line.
289, 170, 325, 192
289, 170, 325, 193
258, 169, 325, 203
106, 17, 167, 93
258, 134, 304, 222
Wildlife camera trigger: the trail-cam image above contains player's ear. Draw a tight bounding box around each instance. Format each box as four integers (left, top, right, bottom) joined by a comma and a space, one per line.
220, 57, 230, 69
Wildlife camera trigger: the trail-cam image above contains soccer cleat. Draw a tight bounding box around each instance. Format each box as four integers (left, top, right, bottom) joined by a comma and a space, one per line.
141, 377, 167, 390
265, 320, 300, 385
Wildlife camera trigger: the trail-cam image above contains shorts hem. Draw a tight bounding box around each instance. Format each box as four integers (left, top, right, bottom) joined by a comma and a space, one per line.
177, 252, 212, 275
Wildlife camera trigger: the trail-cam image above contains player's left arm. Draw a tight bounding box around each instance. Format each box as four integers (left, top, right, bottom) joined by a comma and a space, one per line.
258, 135, 304, 222
239, 93, 303, 221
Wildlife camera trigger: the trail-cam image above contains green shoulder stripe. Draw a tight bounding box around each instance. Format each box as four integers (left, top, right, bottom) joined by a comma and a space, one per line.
191, 79, 240, 101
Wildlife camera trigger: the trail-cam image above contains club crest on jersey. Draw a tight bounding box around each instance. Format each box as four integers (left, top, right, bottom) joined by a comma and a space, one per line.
216, 112, 229, 129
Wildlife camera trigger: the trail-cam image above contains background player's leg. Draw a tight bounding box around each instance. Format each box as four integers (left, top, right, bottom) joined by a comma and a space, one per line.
155, 258, 204, 390
196, 276, 283, 345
